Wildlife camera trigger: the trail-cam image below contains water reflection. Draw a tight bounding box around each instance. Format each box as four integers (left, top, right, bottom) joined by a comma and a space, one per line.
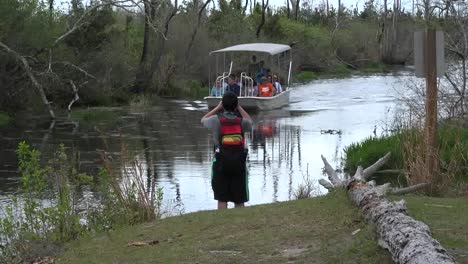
0, 75, 402, 213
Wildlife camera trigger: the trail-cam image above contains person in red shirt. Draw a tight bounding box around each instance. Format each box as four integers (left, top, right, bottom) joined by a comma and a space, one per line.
258, 76, 275, 97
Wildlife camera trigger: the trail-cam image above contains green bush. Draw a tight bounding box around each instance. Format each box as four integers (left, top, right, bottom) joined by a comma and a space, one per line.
295, 71, 318, 82
0, 111, 11, 127
328, 64, 352, 76
360, 61, 388, 74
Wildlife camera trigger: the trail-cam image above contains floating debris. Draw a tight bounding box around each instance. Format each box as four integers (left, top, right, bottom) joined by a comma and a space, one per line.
320, 129, 342, 135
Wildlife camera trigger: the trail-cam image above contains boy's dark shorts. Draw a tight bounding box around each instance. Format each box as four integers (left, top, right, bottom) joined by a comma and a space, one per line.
211, 150, 249, 203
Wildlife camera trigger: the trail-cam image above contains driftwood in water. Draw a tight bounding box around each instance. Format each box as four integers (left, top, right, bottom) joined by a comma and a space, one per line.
319, 153, 455, 264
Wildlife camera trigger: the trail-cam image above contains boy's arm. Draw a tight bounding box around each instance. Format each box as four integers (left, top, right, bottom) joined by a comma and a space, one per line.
237, 104, 252, 122
201, 101, 223, 124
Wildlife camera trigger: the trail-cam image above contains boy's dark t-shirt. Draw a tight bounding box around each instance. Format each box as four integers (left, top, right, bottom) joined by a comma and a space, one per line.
226, 84, 240, 96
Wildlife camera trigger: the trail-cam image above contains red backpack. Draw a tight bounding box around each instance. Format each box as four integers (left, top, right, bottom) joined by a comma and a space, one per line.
219, 114, 245, 151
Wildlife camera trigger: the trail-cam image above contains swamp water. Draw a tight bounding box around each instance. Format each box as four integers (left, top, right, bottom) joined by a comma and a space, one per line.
0, 74, 411, 214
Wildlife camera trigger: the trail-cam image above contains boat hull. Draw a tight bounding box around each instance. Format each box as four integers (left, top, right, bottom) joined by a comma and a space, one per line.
204, 89, 291, 110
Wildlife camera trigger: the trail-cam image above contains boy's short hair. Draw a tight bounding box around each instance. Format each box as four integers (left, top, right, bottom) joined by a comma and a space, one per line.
222, 92, 238, 111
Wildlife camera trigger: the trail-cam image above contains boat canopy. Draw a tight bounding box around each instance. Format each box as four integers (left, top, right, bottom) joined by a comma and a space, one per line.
210, 43, 291, 56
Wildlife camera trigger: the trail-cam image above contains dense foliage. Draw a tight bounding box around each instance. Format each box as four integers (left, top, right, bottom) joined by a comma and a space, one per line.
0, 0, 419, 114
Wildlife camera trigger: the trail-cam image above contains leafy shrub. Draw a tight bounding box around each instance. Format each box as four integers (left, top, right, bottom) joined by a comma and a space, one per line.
295, 71, 317, 82
0, 111, 11, 127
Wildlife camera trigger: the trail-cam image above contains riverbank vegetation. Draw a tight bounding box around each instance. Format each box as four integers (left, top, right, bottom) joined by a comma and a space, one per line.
345, 123, 468, 196
0, 142, 163, 263
0, 0, 455, 118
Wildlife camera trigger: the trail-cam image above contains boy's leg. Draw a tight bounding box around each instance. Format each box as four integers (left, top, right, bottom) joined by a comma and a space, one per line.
234, 203, 244, 208
218, 201, 228, 209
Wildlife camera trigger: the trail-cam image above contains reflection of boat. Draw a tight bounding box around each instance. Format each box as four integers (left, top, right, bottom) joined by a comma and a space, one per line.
257, 121, 276, 137
205, 43, 293, 111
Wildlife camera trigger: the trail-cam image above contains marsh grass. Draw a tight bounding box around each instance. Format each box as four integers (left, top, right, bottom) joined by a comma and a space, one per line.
293, 164, 321, 199
344, 124, 468, 195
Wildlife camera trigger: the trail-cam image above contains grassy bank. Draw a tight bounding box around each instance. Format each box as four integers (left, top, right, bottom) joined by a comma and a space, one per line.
59, 190, 391, 263
0, 111, 11, 127
58, 191, 468, 263
294, 63, 390, 83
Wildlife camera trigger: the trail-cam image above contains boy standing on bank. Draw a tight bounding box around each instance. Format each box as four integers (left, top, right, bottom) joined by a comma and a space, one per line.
201, 92, 252, 209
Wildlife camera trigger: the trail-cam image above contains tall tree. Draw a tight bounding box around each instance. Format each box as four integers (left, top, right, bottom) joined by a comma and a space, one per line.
184, 0, 212, 70
256, 0, 269, 38
134, 0, 179, 93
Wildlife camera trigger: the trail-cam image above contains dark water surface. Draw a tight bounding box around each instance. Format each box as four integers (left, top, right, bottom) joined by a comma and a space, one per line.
0, 75, 405, 214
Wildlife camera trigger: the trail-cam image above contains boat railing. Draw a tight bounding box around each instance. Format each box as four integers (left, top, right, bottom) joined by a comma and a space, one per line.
210, 72, 230, 96
240, 72, 254, 97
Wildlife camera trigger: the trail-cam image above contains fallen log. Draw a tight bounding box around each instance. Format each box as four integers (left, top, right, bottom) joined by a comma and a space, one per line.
319, 152, 455, 264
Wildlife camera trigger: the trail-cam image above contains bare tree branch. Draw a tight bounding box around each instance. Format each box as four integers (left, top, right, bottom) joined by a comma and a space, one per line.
391, 183, 429, 195
0, 41, 55, 119
320, 155, 343, 186
67, 80, 80, 112
362, 152, 392, 180
53, 61, 97, 79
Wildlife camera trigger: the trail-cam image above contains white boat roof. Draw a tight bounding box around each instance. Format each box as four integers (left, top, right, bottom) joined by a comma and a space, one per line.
210, 43, 291, 56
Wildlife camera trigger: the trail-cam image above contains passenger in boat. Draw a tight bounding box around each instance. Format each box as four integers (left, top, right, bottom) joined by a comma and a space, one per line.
225, 74, 240, 96
258, 76, 275, 97
248, 55, 259, 80
210, 80, 225, 97
272, 75, 282, 93
200, 92, 252, 209
256, 61, 269, 84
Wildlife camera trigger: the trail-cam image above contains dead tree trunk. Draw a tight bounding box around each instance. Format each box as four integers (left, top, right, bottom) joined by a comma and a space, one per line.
319, 153, 455, 264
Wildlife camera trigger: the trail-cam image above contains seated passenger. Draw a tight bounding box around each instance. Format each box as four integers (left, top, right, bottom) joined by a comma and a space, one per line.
272, 75, 282, 93
248, 55, 259, 78
210, 80, 225, 97
226, 74, 240, 96
256, 60, 269, 84
258, 76, 275, 97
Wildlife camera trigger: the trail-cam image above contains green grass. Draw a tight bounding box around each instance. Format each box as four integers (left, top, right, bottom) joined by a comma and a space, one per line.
0, 111, 11, 127
360, 62, 388, 74
57, 191, 468, 263
70, 108, 120, 124
329, 64, 352, 76
397, 195, 468, 263
59, 190, 392, 263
